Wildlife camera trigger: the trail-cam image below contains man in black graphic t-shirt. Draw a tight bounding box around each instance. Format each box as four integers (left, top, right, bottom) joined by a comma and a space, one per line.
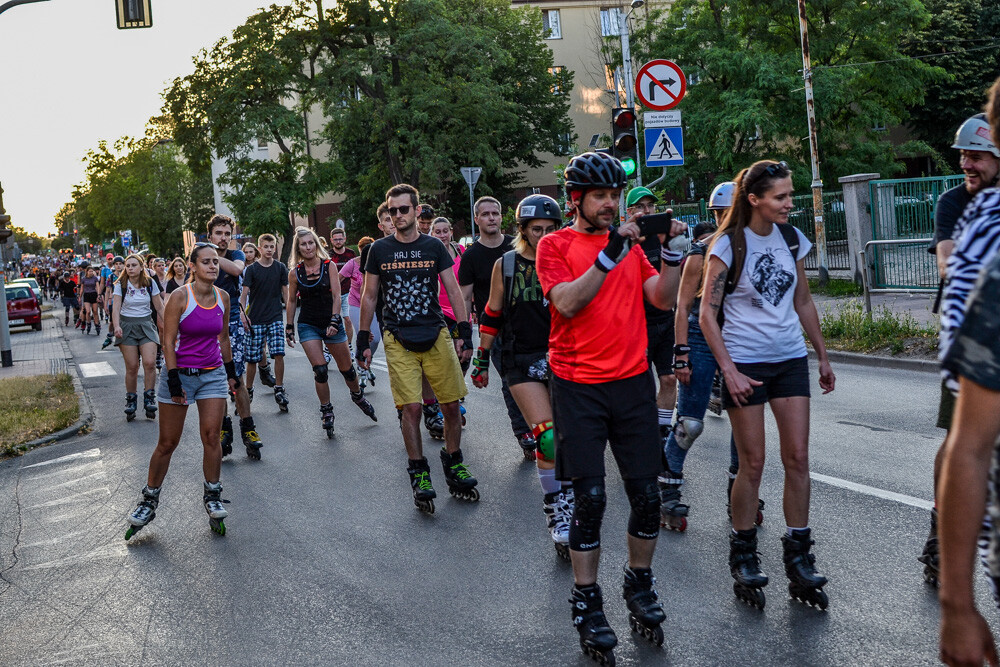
359, 183, 479, 511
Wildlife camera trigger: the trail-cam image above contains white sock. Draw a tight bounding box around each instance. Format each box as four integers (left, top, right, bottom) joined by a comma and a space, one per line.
786, 525, 808, 536
538, 467, 561, 495
658, 409, 673, 427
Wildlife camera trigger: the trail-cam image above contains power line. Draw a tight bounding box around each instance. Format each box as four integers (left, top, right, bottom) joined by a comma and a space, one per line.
813, 42, 1000, 71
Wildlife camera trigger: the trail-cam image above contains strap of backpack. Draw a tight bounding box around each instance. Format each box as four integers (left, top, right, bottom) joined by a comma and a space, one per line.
502, 250, 516, 311
777, 223, 800, 259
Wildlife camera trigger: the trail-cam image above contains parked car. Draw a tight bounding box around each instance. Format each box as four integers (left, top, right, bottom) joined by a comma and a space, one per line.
9, 277, 44, 304
5, 284, 42, 331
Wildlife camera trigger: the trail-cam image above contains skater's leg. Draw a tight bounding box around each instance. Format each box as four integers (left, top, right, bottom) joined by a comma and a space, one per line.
147, 402, 189, 487
138, 342, 157, 393
246, 361, 257, 389
120, 344, 140, 394
569, 477, 606, 586
302, 340, 332, 404
624, 476, 661, 569
510, 382, 556, 479
726, 404, 766, 532
399, 403, 424, 460
273, 354, 285, 386
327, 341, 361, 392
771, 396, 812, 528
440, 401, 463, 454
195, 397, 226, 482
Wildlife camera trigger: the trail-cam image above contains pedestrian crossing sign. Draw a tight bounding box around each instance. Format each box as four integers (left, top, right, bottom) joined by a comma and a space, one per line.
644, 127, 684, 167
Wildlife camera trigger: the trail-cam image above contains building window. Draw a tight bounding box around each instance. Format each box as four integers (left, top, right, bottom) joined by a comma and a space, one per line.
600, 7, 622, 37
687, 71, 701, 86
556, 132, 574, 156
549, 66, 565, 94
542, 9, 561, 39
256, 136, 269, 149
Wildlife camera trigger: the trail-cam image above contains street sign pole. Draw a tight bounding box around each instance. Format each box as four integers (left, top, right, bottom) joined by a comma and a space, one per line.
461, 167, 482, 241
0, 186, 13, 367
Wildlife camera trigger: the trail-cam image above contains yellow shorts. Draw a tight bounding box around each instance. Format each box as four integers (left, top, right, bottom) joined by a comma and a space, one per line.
384, 329, 468, 407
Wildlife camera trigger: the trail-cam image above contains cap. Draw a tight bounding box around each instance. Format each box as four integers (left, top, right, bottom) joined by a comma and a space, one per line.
106, 253, 114, 260
626, 187, 658, 208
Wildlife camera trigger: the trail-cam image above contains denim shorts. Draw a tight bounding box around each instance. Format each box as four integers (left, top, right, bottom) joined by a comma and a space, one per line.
156, 366, 228, 406
298, 319, 347, 344
721, 356, 810, 409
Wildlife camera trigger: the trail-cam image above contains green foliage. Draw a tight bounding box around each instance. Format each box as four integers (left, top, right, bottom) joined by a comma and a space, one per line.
0, 374, 78, 456
627, 0, 940, 197
12, 226, 45, 254
807, 278, 863, 297
820, 299, 937, 353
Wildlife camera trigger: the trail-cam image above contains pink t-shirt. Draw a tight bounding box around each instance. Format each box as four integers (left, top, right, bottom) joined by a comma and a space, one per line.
438, 244, 464, 321
339, 257, 364, 307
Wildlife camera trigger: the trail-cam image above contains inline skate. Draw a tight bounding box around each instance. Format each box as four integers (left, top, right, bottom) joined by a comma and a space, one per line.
622, 566, 665, 646
143, 389, 157, 419
658, 468, 688, 532
124, 392, 138, 422
258, 363, 276, 388
273, 385, 289, 413
440, 447, 479, 502
570, 584, 617, 665
320, 402, 335, 439
543, 487, 573, 562
782, 529, 829, 610
351, 390, 377, 422
423, 401, 444, 440
240, 419, 262, 460
517, 432, 537, 461
707, 372, 724, 415
917, 508, 939, 587
730, 528, 768, 609
125, 485, 160, 540
407, 458, 436, 514
220, 415, 234, 457
203, 481, 229, 536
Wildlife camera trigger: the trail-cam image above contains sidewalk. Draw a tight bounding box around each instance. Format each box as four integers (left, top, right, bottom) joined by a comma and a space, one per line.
0, 309, 71, 379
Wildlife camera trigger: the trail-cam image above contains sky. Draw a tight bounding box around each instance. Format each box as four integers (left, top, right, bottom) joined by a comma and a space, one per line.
0, 0, 288, 237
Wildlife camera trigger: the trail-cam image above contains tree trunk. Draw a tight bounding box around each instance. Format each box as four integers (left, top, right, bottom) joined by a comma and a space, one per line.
279, 213, 296, 265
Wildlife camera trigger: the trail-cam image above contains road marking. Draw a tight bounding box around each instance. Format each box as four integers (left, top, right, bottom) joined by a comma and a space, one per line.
811, 472, 933, 510
79, 361, 116, 377
23, 448, 101, 469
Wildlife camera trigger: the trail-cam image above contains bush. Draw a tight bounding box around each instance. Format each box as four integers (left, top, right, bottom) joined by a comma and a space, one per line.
819, 299, 937, 354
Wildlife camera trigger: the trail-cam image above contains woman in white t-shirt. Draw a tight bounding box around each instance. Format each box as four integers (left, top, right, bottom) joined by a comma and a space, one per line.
699, 160, 835, 611
113, 254, 166, 422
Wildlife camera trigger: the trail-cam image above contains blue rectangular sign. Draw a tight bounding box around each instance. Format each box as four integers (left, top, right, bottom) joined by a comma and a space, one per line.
644, 127, 684, 167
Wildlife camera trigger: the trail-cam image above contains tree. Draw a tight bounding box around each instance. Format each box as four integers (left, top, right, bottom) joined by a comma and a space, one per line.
626, 0, 940, 197
12, 227, 44, 254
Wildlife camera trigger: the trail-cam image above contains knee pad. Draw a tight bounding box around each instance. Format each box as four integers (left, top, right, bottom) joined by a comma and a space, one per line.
624, 476, 661, 540
312, 363, 329, 384
340, 367, 357, 383
532, 420, 555, 462
569, 478, 606, 552
673, 416, 704, 451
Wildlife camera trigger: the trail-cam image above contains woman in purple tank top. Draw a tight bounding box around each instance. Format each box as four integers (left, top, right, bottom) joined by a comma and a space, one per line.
124, 243, 241, 539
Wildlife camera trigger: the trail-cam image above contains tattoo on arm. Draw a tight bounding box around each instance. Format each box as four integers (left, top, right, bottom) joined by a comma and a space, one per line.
708, 271, 725, 312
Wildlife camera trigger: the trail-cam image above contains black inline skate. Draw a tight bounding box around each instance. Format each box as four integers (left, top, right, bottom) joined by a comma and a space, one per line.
124, 392, 138, 422
273, 385, 289, 413
782, 529, 829, 610
320, 402, 335, 438
517, 432, 537, 461
707, 372, 723, 415
247, 387, 254, 404
423, 401, 445, 440
203, 481, 229, 536
727, 465, 764, 525
407, 457, 436, 514
543, 488, 573, 562
570, 584, 617, 666
258, 363, 276, 388
440, 447, 479, 502
730, 528, 768, 609
659, 468, 689, 532
240, 419, 262, 460
622, 565, 666, 647
220, 415, 234, 457
143, 389, 157, 419
351, 389, 377, 422
125, 485, 160, 540
155, 346, 162, 371
917, 508, 940, 587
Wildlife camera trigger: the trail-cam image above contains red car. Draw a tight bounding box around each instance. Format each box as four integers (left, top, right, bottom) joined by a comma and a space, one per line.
5, 283, 42, 331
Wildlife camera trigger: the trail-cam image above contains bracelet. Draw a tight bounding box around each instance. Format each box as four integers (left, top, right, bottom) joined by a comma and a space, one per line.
672, 359, 690, 370
661, 248, 683, 267
673, 344, 691, 356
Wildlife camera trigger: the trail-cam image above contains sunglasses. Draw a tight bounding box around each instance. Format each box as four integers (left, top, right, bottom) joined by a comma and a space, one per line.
193, 242, 214, 248
744, 161, 789, 188
388, 205, 412, 216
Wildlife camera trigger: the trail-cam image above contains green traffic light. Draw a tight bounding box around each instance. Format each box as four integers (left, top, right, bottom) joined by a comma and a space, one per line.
621, 158, 637, 177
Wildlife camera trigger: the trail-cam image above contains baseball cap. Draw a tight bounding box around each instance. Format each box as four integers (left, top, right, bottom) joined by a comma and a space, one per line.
106, 253, 114, 260
626, 187, 658, 208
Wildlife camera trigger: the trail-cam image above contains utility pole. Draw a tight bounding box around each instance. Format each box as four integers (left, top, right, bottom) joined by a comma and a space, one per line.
797, 0, 829, 285
0, 184, 14, 367
618, 2, 643, 187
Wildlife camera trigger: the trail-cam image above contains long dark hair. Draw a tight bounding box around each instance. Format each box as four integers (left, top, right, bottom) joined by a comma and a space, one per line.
707, 160, 792, 292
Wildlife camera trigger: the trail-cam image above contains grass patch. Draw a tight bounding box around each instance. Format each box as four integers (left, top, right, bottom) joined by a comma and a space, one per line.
0, 374, 79, 455
808, 278, 863, 297
820, 299, 937, 355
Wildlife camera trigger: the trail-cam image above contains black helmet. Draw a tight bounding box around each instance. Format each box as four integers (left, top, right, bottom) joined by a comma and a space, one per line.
564, 152, 628, 193
516, 194, 563, 225
113, 255, 125, 263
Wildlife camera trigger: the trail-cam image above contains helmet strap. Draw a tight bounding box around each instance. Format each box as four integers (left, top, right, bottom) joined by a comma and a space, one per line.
572, 190, 600, 232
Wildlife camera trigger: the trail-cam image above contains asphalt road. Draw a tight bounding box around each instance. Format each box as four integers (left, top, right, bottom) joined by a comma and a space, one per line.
0, 326, 995, 666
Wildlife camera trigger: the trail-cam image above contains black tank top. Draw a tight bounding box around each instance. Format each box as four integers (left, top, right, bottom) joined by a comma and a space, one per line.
506, 254, 550, 355
296, 260, 334, 328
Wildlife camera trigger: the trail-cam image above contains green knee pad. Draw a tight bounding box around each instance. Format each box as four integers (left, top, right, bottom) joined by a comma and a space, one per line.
533, 420, 555, 461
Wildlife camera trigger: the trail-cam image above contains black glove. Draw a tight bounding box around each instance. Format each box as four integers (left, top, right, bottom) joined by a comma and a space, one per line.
594, 227, 630, 273
329, 313, 343, 331
457, 321, 473, 352
224, 360, 241, 389
167, 368, 184, 399
356, 330, 371, 362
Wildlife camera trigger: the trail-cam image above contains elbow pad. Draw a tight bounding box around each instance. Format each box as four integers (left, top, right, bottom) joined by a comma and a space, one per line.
479, 305, 504, 338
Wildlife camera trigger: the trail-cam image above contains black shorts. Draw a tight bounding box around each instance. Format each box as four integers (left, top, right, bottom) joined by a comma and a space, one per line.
646, 318, 675, 378
937, 379, 955, 430
550, 370, 661, 481
83, 292, 98, 304
721, 356, 811, 409
502, 350, 549, 387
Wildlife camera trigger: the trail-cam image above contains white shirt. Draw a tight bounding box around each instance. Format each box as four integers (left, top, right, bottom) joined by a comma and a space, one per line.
709, 225, 812, 363
113, 279, 160, 318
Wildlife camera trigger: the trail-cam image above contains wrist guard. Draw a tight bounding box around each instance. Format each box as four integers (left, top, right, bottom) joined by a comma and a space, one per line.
672, 359, 690, 370
673, 344, 691, 356
594, 228, 630, 273
470, 347, 489, 382
355, 330, 371, 360
329, 313, 343, 330
166, 369, 184, 398
457, 321, 473, 351
479, 305, 503, 338
224, 360, 241, 389
285, 323, 294, 331
660, 247, 683, 267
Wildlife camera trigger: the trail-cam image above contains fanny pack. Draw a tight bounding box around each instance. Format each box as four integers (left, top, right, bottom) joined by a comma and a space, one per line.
392, 325, 441, 353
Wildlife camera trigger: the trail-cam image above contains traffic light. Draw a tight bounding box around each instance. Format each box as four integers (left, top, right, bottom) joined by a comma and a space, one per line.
611, 107, 638, 178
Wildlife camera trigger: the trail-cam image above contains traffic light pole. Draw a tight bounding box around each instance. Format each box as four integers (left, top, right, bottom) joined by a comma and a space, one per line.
0, 187, 13, 368
618, 11, 641, 187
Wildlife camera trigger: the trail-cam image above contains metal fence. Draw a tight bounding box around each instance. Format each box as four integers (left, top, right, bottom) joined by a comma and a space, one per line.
667, 199, 709, 228
869, 175, 964, 289
785, 192, 850, 270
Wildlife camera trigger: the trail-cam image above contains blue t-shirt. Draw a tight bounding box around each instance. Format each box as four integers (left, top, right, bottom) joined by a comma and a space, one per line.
214, 248, 245, 323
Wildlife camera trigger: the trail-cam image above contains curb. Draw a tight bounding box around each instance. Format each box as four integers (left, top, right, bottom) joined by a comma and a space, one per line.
808, 348, 938, 374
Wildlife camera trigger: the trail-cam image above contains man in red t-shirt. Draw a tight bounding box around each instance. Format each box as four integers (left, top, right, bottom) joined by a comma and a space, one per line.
536, 151, 685, 662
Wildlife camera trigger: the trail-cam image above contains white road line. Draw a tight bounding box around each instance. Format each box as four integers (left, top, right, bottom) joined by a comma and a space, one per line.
23, 448, 101, 469
811, 472, 933, 510
78, 361, 116, 377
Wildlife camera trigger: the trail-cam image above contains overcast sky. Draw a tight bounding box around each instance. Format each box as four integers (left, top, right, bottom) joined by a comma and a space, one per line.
0, 0, 286, 237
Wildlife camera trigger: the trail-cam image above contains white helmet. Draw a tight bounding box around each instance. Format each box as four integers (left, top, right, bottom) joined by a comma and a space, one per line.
952, 113, 999, 158
708, 181, 736, 210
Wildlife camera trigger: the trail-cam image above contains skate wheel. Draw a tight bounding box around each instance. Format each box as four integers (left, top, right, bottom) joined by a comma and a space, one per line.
126, 414, 135, 422
583, 646, 615, 666
246, 447, 261, 461
554, 543, 570, 562
734, 583, 766, 609
923, 570, 939, 588
416, 499, 435, 514
210, 518, 226, 536
668, 516, 687, 532
325, 427, 334, 439
279, 405, 288, 413
756, 510, 764, 526
125, 526, 138, 540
